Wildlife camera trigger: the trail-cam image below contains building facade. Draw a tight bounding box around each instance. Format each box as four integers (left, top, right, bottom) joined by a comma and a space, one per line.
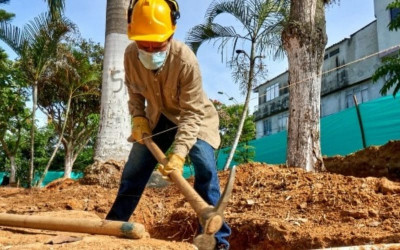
254, 0, 400, 139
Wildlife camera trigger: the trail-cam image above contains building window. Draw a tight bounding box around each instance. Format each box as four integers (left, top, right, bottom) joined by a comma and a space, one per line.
266, 83, 279, 102
346, 87, 369, 108
329, 48, 340, 57
390, 7, 400, 22
263, 119, 272, 136
278, 114, 288, 131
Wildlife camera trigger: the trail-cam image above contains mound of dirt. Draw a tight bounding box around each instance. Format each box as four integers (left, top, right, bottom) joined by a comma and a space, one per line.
1, 140, 400, 249
79, 160, 124, 188
324, 140, 400, 179
79, 160, 170, 189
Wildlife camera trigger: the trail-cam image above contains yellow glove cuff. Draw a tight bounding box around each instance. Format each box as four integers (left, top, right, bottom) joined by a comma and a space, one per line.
129, 116, 151, 143
158, 153, 185, 178
133, 117, 151, 132
168, 154, 185, 168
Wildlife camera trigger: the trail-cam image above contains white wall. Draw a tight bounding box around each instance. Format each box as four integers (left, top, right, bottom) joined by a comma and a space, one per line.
374, 0, 400, 53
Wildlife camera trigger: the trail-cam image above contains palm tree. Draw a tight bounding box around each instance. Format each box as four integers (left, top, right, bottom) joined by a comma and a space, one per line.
186, 0, 286, 170
282, 0, 327, 172
0, 13, 71, 186
44, 0, 65, 20
94, 0, 131, 162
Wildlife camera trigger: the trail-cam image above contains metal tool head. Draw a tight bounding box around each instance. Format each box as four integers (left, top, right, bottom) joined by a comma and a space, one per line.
193, 166, 236, 250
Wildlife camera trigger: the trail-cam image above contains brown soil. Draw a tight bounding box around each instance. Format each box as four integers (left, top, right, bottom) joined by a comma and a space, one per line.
1, 141, 400, 250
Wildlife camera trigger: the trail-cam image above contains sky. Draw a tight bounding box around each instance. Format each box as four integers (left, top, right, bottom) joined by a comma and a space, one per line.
0, 0, 377, 114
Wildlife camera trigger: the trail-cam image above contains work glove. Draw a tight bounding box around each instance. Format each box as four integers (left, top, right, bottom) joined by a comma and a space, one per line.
158, 153, 185, 180
127, 116, 151, 144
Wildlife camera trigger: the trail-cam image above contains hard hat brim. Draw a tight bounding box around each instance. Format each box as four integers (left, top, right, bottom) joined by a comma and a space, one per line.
128, 30, 175, 43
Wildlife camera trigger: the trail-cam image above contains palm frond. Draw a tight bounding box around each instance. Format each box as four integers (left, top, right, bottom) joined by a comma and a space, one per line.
0, 22, 26, 55
22, 13, 72, 74
186, 22, 245, 54
206, 0, 253, 34
255, 22, 283, 55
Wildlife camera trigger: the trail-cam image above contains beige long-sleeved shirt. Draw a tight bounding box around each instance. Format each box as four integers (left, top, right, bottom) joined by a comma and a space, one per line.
124, 39, 220, 158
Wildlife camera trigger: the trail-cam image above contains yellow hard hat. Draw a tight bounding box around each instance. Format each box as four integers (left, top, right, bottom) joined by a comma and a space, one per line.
127, 0, 180, 42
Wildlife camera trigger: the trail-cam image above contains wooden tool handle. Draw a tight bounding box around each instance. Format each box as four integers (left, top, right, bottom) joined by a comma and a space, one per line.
0, 213, 147, 239
143, 137, 211, 215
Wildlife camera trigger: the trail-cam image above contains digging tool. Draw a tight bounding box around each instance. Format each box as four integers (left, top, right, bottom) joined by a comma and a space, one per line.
0, 213, 147, 239
143, 137, 236, 250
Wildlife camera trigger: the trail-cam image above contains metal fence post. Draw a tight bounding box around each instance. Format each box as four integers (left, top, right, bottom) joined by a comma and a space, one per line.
353, 95, 367, 148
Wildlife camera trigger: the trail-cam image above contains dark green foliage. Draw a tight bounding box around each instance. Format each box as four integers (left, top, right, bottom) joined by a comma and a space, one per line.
73, 146, 95, 172
0, 148, 6, 172
233, 142, 255, 164
372, 54, 400, 97
0, 0, 14, 23
49, 142, 95, 172
0, 49, 30, 182
0, 9, 14, 22
11, 125, 55, 185
217, 102, 256, 148
213, 100, 256, 164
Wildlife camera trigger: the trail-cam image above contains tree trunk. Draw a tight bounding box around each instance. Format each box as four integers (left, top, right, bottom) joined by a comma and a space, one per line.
94, 0, 131, 162
282, 0, 326, 172
223, 44, 256, 170
64, 146, 74, 178
9, 155, 16, 184
223, 88, 252, 170
0, 138, 17, 185
29, 82, 38, 187
36, 95, 72, 187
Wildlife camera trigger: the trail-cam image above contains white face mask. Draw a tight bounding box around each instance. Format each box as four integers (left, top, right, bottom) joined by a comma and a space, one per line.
138, 49, 168, 70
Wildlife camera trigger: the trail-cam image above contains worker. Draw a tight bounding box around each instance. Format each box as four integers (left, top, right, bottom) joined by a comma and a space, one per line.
105, 0, 231, 248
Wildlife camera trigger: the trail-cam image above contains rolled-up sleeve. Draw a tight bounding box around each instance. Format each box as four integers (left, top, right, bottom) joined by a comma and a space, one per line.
173, 62, 205, 158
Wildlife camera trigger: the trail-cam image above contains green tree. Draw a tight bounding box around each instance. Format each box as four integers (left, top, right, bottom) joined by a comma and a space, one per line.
372, 0, 400, 97
0, 13, 72, 186
186, 0, 286, 170
36, 38, 101, 185
0, 0, 15, 23
222, 106, 256, 165
233, 143, 255, 164
213, 100, 256, 165
17, 124, 56, 186
0, 49, 30, 184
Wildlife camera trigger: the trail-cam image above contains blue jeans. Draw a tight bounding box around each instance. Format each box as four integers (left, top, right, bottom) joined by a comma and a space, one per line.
106, 115, 231, 248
